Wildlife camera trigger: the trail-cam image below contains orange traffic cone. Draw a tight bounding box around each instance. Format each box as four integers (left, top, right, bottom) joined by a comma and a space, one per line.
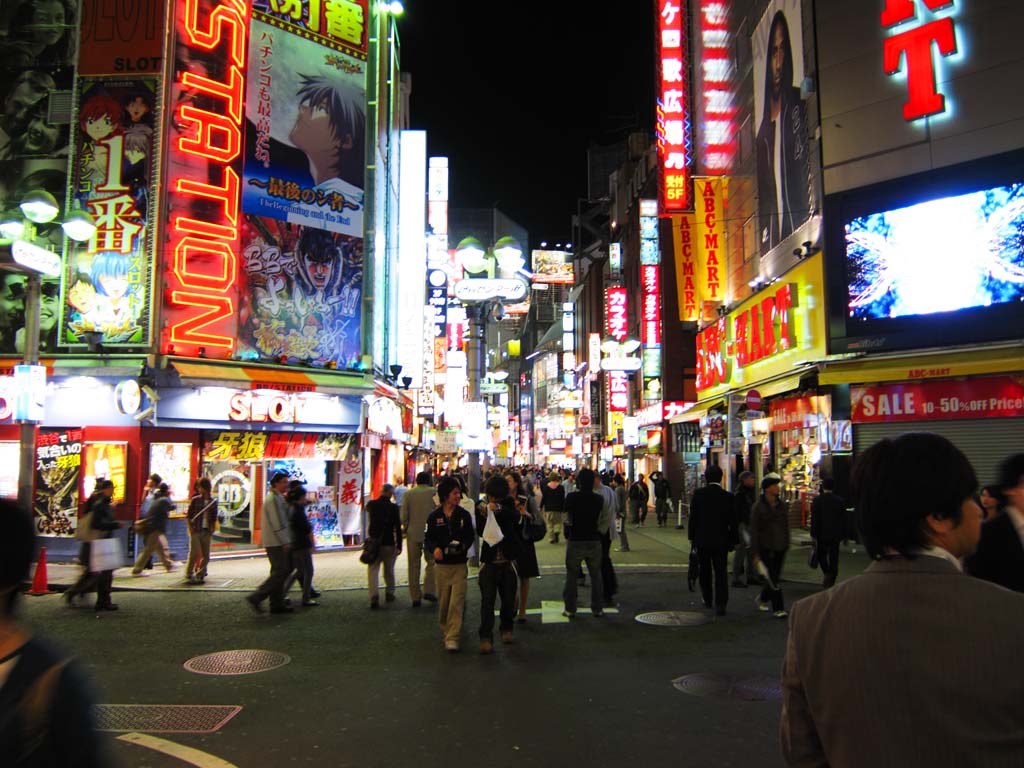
28, 546, 51, 596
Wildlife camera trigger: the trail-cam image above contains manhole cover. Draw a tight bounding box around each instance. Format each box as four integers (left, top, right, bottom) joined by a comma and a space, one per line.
672, 673, 782, 701
95, 704, 241, 733
184, 649, 290, 676
635, 611, 710, 626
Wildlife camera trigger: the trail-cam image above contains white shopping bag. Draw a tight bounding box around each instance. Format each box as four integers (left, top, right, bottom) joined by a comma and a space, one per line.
89, 538, 122, 572
482, 508, 504, 548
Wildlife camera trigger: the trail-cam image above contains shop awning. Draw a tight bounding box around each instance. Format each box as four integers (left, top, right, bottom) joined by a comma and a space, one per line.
5, 356, 146, 379
817, 346, 1024, 386
668, 398, 726, 424
170, 359, 375, 395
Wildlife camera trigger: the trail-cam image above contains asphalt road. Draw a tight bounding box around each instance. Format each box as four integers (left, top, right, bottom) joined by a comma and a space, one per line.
21, 562, 823, 768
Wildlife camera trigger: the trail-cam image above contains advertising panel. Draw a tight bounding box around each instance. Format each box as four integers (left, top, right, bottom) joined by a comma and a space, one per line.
78, 0, 165, 76
34, 427, 83, 537
63, 76, 158, 347
531, 250, 574, 284
81, 441, 127, 504
655, 0, 691, 212
251, 0, 370, 55
693, 177, 725, 312
242, 13, 366, 238
692, 0, 737, 174
672, 214, 699, 322
751, 0, 816, 257
851, 376, 1024, 424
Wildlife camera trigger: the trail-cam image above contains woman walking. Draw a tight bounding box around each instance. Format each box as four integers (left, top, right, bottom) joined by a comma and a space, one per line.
131, 482, 175, 575
65, 480, 120, 611
506, 471, 542, 623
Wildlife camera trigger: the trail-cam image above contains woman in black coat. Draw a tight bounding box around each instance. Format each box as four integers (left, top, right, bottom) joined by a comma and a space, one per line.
65, 480, 121, 611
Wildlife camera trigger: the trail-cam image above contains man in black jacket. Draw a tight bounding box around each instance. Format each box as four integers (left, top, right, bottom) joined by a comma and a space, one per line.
810, 478, 847, 588
424, 476, 475, 652
475, 475, 523, 653
732, 471, 757, 587
966, 453, 1024, 593
688, 465, 737, 615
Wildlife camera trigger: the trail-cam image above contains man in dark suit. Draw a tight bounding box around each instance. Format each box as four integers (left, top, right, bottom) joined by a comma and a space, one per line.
687, 465, 737, 615
781, 433, 1024, 767
809, 477, 846, 588
966, 453, 1024, 592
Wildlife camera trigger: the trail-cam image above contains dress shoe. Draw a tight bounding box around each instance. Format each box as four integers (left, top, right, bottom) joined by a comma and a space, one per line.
501, 631, 515, 644
309, 589, 321, 598
411, 600, 421, 607
423, 593, 438, 603
245, 594, 264, 613
269, 605, 294, 614
95, 603, 119, 611
715, 607, 726, 616
385, 593, 395, 603
479, 639, 493, 654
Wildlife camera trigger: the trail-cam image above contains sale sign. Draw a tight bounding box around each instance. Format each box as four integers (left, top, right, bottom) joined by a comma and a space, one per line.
851, 376, 1024, 423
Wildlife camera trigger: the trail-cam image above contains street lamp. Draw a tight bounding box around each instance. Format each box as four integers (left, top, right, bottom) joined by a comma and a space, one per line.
1, 192, 96, 513
453, 236, 525, 504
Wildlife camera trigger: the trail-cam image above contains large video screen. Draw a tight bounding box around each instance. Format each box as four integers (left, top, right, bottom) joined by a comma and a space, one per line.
826, 149, 1024, 354
846, 184, 1024, 321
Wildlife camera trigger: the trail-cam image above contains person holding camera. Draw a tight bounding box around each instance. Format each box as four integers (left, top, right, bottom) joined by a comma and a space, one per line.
475, 476, 524, 653
423, 476, 475, 652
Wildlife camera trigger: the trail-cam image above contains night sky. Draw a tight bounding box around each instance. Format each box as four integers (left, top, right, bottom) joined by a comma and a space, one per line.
398, 2, 656, 244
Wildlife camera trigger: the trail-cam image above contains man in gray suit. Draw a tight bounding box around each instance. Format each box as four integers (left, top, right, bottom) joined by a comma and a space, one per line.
781, 433, 1024, 767
400, 471, 438, 606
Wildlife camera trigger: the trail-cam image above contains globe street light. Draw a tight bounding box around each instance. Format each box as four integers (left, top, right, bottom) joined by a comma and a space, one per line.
453, 236, 524, 505
1, 193, 96, 513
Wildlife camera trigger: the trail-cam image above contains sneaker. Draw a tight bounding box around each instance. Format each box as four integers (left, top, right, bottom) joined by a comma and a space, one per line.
479, 639, 493, 654
131, 571, 149, 577
423, 593, 438, 603
755, 597, 771, 612
562, 610, 576, 619
773, 610, 789, 619
444, 640, 459, 653
501, 631, 515, 644
309, 589, 322, 599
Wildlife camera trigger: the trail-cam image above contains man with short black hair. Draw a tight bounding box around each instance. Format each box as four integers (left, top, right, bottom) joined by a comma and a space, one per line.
781, 433, 1024, 766
246, 471, 293, 614
688, 465, 737, 615
966, 453, 1024, 592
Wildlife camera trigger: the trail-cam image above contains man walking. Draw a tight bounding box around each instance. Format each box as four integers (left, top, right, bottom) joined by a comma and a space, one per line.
629, 474, 648, 526
400, 471, 438, 606
966, 453, 1024, 592
185, 478, 217, 584
246, 471, 293, 614
475, 476, 522, 653
732, 471, 756, 587
612, 474, 630, 551
366, 484, 402, 608
781, 433, 1024, 766
562, 469, 608, 617
594, 472, 618, 606
688, 466, 737, 615
751, 473, 789, 618
652, 471, 672, 527
809, 477, 847, 588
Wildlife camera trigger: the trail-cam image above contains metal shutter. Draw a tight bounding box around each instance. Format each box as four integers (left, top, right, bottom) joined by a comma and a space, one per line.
854, 418, 1024, 486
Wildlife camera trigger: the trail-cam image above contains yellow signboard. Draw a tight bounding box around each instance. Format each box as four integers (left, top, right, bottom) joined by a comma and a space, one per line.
693, 177, 726, 320
606, 411, 624, 441
672, 214, 699, 322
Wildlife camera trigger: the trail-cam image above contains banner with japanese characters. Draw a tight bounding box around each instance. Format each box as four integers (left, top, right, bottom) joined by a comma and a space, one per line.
242, 12, 366, 238
672, 213, 700, 322
238, 214, 363, 368
33, 428, 83, 538
63, 76, 158, 347
202, 430, 355, 461
693, 177, 726, 319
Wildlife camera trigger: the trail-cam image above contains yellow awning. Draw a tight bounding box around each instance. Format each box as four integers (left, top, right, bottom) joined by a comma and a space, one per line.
170, 359, 373, 394
668, 399, 726, 424
752, 371, 807, 399
817, 347, 1024, 386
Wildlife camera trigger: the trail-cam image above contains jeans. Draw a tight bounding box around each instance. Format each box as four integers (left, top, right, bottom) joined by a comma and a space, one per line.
435, 563, 468, 644
564, 540, 603, 614
818, 540, 841, 588
758, 549, 786, 611
478, 561, 518, 639
251, 546, 290, 610
367, 544, 398, 602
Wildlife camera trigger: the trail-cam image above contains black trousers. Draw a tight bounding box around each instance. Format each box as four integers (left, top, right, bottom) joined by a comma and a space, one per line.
478, 561, 517, 639
758, 549, 786, 611
600, 532, 617, 602
698, 547, 729, 609
818, 540, 841, 588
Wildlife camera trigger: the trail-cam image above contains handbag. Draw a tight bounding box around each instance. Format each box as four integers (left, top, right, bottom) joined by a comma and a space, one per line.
89, 537, 122, 572
359, 536, 381, 565
521, 511, 547, 543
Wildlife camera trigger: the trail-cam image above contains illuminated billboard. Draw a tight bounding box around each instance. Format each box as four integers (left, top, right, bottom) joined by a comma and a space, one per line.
655, 0, 692, 212
826, 150, 1024, 354
531, 250, 574, 284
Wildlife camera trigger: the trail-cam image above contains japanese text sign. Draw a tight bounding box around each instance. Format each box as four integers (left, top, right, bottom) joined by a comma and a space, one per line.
656, 0, 692, 211
605, 286, 628, 341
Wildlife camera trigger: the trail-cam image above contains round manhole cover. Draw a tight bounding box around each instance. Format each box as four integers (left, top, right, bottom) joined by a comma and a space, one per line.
184, 650, 290, 676
672, 673, 781, 701
635, 611, 710, 627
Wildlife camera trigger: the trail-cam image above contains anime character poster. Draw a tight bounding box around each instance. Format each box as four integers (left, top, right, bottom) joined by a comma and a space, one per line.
243, 14, 366, 240
62, 77, 158, 346
751, 0, 816, 257
239, 214, 363, 367
33, 427, 82, 537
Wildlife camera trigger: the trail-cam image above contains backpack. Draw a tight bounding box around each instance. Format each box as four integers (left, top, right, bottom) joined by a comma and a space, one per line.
629, 483, 643, 501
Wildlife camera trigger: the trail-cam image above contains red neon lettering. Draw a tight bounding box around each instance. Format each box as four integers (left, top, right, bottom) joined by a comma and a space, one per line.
775, 284, 794, 350
177, 106, 242, 162
760, 296, 777, 356
734, 311, 749, 367
182, 67, 244, 123
174, 237, 237, 291
183, 0, 248, 66
169, 292, 235, 348
880, 0, 954, 28
176, 168, 240, 227
883, 17, 957, 120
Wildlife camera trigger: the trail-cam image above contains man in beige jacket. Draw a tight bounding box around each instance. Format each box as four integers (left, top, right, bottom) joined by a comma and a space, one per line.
400, 471, 438, 606
781, 433, 1024, 767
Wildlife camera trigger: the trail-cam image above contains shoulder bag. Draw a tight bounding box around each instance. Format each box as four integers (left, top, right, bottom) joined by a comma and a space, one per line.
359, 536, 381, 565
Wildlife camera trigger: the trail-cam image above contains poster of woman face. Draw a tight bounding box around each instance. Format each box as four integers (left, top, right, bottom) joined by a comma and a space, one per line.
238, 213, 363, 368
242, 14, 366, 240
62, 77, 158, 346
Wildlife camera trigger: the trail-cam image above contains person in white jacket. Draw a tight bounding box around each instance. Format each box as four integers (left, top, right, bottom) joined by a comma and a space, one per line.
246, 471, 293, 614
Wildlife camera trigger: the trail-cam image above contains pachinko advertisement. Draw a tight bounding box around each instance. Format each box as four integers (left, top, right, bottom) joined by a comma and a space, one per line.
63, 77, 158, 346
33, 427, 83, 538
239, 215, 363, 367
243, 11, 366, 239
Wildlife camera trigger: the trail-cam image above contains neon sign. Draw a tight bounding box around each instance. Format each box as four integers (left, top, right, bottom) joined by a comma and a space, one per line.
881, 0, 958, 121
163, 0, 249, 354
656, 0, 692, 212
697, 0, 736, 171
228, 391, 307, 423
604, 286, 628, 341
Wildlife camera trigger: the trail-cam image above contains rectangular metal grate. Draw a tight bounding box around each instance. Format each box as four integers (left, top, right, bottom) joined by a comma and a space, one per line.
95, 704, 242, 733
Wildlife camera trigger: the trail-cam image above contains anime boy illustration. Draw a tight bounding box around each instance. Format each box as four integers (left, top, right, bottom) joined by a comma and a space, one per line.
289, 74, 366, 199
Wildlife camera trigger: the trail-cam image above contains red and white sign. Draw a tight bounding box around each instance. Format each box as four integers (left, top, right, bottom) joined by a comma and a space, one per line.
641, 265, 662, 346
656, 0, 691, 212
696, 0, 736, 172
771, 395, 819, 431
637, 400, 695, 427
852, 376, 1024, 423
605, 286, 628, 341
579, 415, 591, 427
607, 371, 629, 412
881, 0, 958, 121
746, 389, 762, 411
